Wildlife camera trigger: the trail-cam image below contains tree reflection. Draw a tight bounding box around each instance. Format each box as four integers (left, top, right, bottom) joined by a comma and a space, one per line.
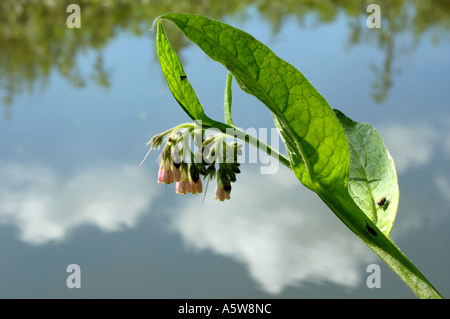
1, 0, 449, 116
346, 0, 450, 103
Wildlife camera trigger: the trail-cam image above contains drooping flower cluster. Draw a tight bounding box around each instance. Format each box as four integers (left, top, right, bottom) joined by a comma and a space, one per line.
143, 126, 242, 201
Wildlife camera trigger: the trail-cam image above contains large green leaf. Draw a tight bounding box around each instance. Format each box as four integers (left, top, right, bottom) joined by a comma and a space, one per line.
157, 12, 349, 193
155, 20, 219, 127
334, 109, 399, 236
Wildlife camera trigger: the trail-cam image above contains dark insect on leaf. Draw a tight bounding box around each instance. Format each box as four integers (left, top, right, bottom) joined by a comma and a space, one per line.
366, 224, 377, 236
180, 75, 187, 81
377, 197, 387, 207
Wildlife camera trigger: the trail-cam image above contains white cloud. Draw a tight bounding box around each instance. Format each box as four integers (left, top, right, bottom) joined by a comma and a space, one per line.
166, 166, 376, 295
441, 118, 450, 159
378, 124, 438, 174
435, 175, 450, 204
0, 162, 157, 245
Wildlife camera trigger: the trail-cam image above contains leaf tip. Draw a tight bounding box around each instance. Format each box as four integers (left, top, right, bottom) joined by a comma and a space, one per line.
151, 13, 167, 32
150, 18, 159, 32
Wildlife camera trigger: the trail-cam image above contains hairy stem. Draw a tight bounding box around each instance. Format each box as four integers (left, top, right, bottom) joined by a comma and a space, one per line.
224, 72, 235, 127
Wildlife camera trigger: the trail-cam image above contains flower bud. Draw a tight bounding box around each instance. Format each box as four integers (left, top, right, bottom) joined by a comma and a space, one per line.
171, 164, 181, 182
157, 144, 175, 184
215, 176, 231, 201
176, 180, 189, 195
189, 178, 203, 194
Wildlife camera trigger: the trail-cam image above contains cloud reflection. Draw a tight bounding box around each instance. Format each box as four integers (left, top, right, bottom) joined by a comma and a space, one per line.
378, 123, 439, 174
0, 162, 156, 245
435, 175, 450, 204
1, 118, 447, 295
378, 120, 450, 215
166, 167, 376, 295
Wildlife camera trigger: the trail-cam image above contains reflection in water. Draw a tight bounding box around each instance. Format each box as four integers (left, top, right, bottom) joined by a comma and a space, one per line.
166, 167, 376, 294
1, 0, 450, 114
1, 1, 449, 298
346, 0, 450, 103
0, 163, 157, 245
378, 123, 439, 174
435, 176, 450, 203
0, 120, 448, 293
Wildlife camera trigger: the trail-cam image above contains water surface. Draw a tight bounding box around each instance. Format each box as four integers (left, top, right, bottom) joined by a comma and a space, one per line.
1, 0, 450, 298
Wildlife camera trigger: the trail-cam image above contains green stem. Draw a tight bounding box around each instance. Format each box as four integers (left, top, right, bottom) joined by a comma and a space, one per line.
226, 127, 291, 169
220, 73, 290, 168
224, 72, 235, 127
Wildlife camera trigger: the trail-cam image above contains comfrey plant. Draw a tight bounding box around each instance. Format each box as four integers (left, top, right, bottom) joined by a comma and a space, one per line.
142, 125, 242, 201
142, 13, 443, 298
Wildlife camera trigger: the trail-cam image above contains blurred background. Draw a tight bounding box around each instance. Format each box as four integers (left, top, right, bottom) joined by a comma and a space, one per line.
0, 0, 449, 298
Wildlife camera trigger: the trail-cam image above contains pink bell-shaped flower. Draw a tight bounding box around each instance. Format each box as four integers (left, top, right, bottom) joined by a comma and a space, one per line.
215, 178, 231, 201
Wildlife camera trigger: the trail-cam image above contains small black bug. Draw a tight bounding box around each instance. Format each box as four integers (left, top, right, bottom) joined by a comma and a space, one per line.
376, 197, 387, 207
180, 75, 187, 81
366, 224, 377, 236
